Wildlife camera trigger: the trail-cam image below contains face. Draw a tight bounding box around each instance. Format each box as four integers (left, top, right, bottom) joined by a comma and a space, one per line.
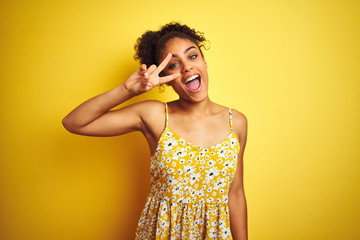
159, 37, 209, 103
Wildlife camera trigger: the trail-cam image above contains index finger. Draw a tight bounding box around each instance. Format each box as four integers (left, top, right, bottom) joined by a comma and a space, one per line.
154, 53, 172, 75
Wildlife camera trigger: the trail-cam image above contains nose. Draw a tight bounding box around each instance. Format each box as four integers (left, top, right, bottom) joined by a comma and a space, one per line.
182, 62, 193, 73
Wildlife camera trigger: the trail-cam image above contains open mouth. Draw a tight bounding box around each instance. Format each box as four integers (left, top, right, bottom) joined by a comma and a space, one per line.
184, 74, 201, 92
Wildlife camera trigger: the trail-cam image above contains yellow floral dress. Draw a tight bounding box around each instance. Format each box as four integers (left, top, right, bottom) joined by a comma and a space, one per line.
135, 102, 240, 239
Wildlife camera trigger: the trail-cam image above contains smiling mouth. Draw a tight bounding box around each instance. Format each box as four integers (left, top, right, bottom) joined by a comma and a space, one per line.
184, 75, 201, 92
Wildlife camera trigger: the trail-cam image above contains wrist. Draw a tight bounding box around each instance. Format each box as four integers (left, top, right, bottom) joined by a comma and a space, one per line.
119, 83, 135, 98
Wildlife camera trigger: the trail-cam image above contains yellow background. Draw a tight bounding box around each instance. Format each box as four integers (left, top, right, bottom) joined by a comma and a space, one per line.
1, 0, 359, 239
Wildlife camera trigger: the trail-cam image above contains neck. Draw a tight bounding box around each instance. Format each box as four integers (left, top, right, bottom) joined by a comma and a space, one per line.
175, 96, 213, 117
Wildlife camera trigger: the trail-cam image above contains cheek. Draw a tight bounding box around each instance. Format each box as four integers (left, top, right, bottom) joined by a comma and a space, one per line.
169, 79, 182, 89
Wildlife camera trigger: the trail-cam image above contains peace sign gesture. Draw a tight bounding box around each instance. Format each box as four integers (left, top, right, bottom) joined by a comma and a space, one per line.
124, 53, 179, 96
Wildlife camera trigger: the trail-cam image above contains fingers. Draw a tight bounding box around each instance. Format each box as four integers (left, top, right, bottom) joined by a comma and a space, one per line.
139, 64, 147, 73
138, 64, 148, 77
146, 64, 157, 76
159, 73, 180, 85
154, 53, 172, 75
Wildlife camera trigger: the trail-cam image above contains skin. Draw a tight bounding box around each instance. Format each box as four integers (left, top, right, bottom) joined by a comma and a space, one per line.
62, 37, 248, 240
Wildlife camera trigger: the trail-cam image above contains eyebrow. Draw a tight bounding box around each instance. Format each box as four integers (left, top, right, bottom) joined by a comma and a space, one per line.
171, 46, 196, 58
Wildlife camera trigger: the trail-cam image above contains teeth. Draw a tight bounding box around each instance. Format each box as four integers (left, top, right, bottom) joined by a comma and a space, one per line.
185, 74, 199, 83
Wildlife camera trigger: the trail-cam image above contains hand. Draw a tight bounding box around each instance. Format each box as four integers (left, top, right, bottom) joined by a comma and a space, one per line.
123, 53, 180, 95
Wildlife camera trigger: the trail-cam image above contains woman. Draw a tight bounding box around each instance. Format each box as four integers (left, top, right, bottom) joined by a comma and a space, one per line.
62, 22, 248, 240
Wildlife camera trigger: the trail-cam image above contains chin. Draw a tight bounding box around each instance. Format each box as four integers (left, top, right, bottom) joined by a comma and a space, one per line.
182, 92, 209, 103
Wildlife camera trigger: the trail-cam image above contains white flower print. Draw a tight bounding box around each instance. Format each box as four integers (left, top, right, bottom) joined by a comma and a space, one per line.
229, 136, 237, 148
166, 168, 175, 175
217, 148, 226, 158
198, 190, 204, 197
172, 186, 181, 196
220, 221, 231, 238
184, 164, 195, 174
229, 161, 235, 168
208, 227, 217, 238
189, 172, 201, 185
173, 147, 187, 160
205, 167, 220, 182
213, 179, 227, 190
167, 176, 178, 186
163, 137, 178, 151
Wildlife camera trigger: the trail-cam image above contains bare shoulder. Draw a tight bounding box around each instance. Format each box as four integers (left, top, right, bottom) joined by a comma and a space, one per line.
211, 102, 233, 114
230, 108, 248, 144
135, 99, 165, 112
136, 99, 165, 116
211, 103, 246, 122
135, 99, 166, 132
117, 99, 163, 118
231, 109, 248, 127
131, 99, 165, 122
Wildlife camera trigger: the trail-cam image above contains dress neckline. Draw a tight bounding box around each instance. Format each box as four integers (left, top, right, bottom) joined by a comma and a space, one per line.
163, 102, 235, 151
166, 126, 234, 150
150, 126, 236, 158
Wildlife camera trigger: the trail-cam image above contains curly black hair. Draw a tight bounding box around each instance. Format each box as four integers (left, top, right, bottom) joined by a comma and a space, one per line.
134, 21, 209, 69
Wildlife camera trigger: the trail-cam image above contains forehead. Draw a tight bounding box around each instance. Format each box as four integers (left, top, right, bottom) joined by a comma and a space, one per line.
160, 37, 199, 59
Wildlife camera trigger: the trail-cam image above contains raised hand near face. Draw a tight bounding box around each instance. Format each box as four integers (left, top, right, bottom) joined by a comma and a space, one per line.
124, 53, 179, 96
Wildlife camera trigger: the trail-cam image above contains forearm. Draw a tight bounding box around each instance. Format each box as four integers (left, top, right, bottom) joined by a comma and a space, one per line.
229, 193, 248, 240
63, 84, 133, 129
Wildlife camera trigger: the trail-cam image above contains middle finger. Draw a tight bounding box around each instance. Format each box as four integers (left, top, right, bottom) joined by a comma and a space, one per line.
146, 64, 157, 75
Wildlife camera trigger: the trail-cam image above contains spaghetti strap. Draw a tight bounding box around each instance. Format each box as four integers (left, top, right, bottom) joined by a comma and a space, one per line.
164, 102, 169, 128
229, 108, 234, 131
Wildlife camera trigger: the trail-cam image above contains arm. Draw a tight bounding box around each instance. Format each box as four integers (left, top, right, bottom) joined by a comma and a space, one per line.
62, 53, 179, 136
228, 110, 248, 240
62, 84, 138, 136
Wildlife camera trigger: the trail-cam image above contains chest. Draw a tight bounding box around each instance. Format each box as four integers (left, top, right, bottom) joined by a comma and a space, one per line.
168, 115, 231, 149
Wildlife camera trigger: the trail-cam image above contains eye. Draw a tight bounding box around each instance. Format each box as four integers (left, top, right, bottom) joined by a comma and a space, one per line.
189, 54, 197, 60
169, 62, 179, 69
